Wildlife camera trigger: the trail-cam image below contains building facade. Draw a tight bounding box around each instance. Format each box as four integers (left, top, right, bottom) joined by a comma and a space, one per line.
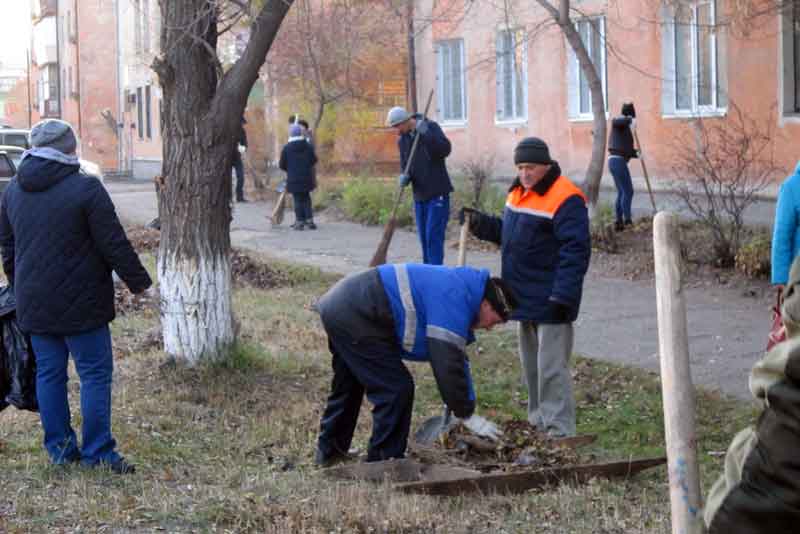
413, 0, 800, 185
29, 0, 121, 171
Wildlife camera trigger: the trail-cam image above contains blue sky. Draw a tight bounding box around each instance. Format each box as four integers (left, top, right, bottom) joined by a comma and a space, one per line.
0, 0, 32, 69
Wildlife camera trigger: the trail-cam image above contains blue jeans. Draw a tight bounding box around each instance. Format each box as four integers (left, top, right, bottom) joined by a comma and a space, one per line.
31, 325, 120, 466
608, 156, 633, 223
414, 195, 450, 265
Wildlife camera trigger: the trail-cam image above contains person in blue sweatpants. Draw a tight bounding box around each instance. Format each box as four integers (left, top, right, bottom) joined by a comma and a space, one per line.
0, 119, 152, 473
314, 264, 517, 466
387, 107, 453, 265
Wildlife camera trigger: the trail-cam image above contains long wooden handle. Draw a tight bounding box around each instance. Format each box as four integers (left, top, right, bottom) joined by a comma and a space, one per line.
457, 213, 470, 267
633, 128, 657, 214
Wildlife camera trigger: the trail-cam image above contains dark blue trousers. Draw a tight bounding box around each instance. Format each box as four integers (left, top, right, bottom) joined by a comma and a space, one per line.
233, 152, 245, 200
414, 194, 450, 265
317, 331, 414, 462
608, 156, 634, 223
292, 192, 313, 222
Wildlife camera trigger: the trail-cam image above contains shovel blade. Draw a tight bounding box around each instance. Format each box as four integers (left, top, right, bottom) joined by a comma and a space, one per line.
414, 413, 454, 445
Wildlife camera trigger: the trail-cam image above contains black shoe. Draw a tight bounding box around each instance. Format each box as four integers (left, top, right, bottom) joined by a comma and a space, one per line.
614, 221, 625, 232
624, 219, 633, 227
314, 448, 352, 468
291, 222, 305, 231
237, 197, 248, 203
94, 458, 136, 475
306, 221, 317, 230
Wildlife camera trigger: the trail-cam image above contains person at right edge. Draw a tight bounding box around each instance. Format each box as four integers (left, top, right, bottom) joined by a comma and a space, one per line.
704, 255, 800, 533
386, 106, 453, 265
607, 102, 638, 232
459, 137, 591, 437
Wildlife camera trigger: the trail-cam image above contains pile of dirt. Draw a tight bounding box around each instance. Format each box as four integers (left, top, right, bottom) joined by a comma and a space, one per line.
230, 249, 294, 289
414, 419, 584, 473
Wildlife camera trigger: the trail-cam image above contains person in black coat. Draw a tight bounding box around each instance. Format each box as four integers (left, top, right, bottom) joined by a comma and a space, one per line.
233, 116, 248, 202
0, 119, 152, 474
279, 123, 318, 230
607, 102, 638, 231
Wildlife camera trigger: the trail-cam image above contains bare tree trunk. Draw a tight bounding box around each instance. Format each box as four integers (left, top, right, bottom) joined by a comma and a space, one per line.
154, 0, 293, 364
536, 0, 607, 212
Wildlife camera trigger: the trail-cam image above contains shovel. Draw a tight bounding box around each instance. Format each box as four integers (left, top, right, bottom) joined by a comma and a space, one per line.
414, 213, 472, 445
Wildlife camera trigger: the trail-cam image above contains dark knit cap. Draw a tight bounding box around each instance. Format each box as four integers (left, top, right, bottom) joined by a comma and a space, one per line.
483, 277, 518, 321
514, 137, 551, 165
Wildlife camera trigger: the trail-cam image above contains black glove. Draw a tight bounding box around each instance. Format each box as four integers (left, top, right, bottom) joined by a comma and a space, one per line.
621, 102, 636, 118
458, 207, 480, 226
548, 299, 572, 323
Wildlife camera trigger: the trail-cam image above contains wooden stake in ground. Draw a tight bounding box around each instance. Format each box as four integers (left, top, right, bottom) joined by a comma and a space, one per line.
653, 212, 704, 534
457, 212, 470, 267
633, 128, 657, 214
369, 89, 434, 267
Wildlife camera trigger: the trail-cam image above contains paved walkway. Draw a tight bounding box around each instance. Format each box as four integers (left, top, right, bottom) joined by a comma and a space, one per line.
109, 182, 770, 400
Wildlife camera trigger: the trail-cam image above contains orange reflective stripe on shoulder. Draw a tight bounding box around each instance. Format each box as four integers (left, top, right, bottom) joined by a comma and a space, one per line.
505, 177, 587, 219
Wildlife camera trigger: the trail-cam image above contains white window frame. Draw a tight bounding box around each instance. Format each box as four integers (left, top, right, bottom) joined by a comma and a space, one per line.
664, 1, 726, 117
567, 16, 607, 121
780, 2, 800, 118
435, 39, 467, 125
495, 28, 528, 124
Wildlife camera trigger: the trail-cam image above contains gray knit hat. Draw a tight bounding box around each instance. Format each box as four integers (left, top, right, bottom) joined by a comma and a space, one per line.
386, 106, 412, 127
30, 119, 77, 155
514, 137, 551, 165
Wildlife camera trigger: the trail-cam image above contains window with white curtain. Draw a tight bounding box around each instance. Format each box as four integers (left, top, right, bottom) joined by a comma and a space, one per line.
661, 1, 727, 115
567, 17, 607, 119
435, 39, 466, 123
496, 29, 527, 122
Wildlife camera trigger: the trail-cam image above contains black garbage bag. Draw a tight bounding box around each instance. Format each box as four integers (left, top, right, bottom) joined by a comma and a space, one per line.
0, 286, 38, 412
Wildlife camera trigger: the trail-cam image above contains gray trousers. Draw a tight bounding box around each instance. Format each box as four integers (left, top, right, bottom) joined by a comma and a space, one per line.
518, 321, 576, 437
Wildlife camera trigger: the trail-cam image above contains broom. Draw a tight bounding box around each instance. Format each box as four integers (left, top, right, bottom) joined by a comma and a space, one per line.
369, 89, 434, 267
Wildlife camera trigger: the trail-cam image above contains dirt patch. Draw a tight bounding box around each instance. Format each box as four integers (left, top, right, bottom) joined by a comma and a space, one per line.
115, 283, 157, 315
590, 217, 772, 294
125, 225, 299, 291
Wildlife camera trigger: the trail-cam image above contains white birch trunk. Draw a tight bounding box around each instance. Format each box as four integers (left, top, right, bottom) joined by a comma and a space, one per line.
158, 250, 234, 364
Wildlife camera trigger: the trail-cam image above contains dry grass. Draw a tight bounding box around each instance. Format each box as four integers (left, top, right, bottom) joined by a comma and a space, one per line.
0, 249, 758, 533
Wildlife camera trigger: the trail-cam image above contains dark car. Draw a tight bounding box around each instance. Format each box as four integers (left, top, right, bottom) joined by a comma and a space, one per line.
0, 152, 16, 193
0, 129, 30, 150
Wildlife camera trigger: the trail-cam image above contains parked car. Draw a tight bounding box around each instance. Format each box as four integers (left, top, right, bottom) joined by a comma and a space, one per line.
0, 129, 31, 150
0, 144, 105, 185
0, 152, 16, 193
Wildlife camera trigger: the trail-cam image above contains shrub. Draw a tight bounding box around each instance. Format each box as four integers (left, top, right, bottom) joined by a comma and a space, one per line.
312, 180, 344, 212
452, 176, 507, 216
670, 102, 784, 267
340, 177, 414, 227
590, 202, 619, 253
735, 231, 771, 278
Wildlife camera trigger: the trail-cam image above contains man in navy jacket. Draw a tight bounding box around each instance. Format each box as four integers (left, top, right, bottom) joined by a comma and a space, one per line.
0, 119, 152, 473
460, 137, 590, 437
314, 263, 517, 466
387, 107, 453, 265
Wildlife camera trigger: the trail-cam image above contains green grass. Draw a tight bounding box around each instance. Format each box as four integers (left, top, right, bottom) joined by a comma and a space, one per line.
0, 248, 760, 533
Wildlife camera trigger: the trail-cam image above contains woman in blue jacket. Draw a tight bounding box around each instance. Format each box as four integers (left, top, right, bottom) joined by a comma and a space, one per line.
772, 161, 800, 290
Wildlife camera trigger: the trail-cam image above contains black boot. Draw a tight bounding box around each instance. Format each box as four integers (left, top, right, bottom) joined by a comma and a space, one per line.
614, 220, 625, 232
306, 219, 317, 230
291, 220, 305, 231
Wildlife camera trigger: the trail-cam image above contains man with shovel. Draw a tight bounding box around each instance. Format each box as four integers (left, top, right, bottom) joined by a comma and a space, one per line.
314, 263, 517, 467
387, 106, 453, 265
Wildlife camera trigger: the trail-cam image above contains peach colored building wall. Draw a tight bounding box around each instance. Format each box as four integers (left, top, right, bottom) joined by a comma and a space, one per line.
415, 0, 800, 186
